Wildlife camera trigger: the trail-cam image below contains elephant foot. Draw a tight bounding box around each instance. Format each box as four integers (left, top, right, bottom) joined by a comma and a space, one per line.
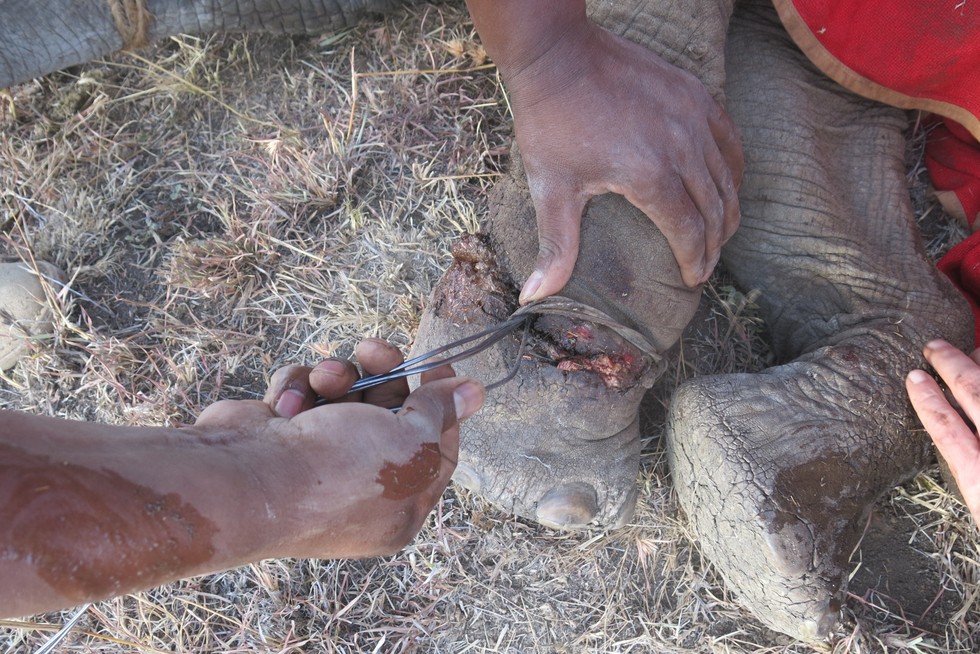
667, 331, 932, 641
413, 234, 666, 529
0, 260, 63, 370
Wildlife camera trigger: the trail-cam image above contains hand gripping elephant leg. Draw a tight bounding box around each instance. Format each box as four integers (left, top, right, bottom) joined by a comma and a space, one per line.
412, 167, 696, 529
411, 0, 734, 529
666, 0, 974, 641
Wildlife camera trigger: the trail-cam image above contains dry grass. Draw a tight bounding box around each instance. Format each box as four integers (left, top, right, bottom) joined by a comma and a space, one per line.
1, 3, 978, 653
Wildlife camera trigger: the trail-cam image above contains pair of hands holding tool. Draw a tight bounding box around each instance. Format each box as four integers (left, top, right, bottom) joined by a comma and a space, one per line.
3, 2, 747, 618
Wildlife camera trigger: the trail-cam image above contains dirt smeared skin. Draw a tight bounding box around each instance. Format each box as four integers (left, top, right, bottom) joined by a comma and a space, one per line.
433, 234, 518, 324
376, 442, 442, 500
0, 443, 217, 602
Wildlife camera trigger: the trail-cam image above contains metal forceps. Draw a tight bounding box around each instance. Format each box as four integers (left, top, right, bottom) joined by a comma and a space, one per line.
313, 314, 532, 409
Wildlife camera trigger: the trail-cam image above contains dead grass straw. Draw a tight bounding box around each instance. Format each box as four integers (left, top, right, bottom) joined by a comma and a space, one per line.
1, 4, 977, 653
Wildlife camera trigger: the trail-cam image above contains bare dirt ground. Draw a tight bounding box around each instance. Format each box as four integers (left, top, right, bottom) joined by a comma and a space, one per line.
1, 3, 978, 652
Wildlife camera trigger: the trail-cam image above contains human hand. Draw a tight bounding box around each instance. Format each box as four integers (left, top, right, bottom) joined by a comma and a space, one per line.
194, 338, 485, 559
504, 22, 743, 301
906, 339, 980, 524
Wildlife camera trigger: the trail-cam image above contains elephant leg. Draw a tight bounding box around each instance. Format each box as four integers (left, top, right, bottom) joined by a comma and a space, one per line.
1, 0, 419, 89
666, 0, 973, 642
411, 0, 734, 529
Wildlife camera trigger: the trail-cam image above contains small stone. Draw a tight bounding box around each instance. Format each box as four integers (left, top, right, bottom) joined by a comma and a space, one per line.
0, 261, 63, 370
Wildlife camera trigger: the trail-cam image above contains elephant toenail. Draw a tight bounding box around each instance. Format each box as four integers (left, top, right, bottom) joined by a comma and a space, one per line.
799, 597, 841, 641
535, 483, 599, 529
452, 462, 483, 492
610, 485, 639, 529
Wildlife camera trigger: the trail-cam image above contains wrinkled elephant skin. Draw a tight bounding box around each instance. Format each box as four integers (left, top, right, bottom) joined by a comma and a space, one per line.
3, 0, 972, 645
665, 0, 972, 641
0, 0, 418, 89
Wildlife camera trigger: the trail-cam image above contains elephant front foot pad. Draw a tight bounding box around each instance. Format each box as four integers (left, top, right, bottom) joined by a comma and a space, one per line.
412, 234, 665, 529
665, 339, 930, 641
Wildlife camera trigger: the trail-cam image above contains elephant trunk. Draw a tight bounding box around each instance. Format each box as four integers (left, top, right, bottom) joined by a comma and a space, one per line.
1, 0, 414, 89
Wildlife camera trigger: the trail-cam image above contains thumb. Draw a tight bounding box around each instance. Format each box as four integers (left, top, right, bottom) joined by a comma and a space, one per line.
399, 377, 485, 436
521, 184, 586, 304
398, 378, 484, 487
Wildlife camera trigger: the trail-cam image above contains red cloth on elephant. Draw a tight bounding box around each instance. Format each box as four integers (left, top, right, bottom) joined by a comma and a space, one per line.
772, 0, 980, 141
937, 230, 980, 348
773, 0, 980, 345
929, 117, 980, 347
925, 116, 980, 228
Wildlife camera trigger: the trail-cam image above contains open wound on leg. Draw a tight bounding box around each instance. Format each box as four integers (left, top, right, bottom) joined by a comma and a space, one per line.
431, 234, 659, 392
527, 315, 652, 391
429, 234, 518, 325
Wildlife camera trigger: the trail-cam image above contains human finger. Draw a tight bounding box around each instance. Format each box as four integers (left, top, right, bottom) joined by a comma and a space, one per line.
679, 154, 725, 281
398, 377, 485, 492
907, 368, 980, 520
265, 364, 317, 418
708, 100, 745, 193
907, 367, 980, 467
419, 362, 456, 385
923, 340, 980, 427
400, 377, 484, 435
355, 337, 409, 408
907, 369, 980, 469
705, 140, 742, 246
195, 398, 275, 427
357, 380, 480, 555
307, 358, 360, 405
521, 180, 587, 304
628, 180, 707, 287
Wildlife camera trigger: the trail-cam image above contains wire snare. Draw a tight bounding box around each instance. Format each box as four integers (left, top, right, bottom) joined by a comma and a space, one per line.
313, 314, 532, 409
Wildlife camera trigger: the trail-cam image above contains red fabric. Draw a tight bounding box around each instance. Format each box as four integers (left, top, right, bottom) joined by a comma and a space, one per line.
930, 116, 980, 346
791, 1, 980, 128
925, 116, 980, 227
790, 1, 980, 344
938, 230, 980, 347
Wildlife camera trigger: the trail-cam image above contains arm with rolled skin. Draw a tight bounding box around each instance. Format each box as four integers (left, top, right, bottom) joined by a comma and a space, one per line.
465, 0, 745, 301
906, 339, 980, 524
0, 338, 484, 619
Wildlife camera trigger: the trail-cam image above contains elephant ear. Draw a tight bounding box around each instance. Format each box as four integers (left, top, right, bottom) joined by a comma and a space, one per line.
0, 0, 420, 89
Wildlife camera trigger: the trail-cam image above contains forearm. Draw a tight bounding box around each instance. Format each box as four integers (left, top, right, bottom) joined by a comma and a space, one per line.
468, 0, 735, 103
465, 0, 592, 89
0, 410, 276, 617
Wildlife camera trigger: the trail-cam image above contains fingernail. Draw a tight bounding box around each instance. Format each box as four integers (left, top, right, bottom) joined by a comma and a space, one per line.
702, 260, 717, 284
907, 369, 930, 384
924, 339, 949, 353
316, 358, 349, 377
275, 388, 305, 418
453, 380, 485, 420
519, 270, 544, 305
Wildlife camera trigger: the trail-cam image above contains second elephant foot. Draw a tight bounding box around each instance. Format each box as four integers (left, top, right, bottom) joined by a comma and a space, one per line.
666, 334, 931, 641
